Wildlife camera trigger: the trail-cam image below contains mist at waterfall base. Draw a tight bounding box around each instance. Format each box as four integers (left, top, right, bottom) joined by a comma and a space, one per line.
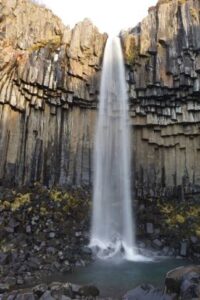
89, 36, 148, 262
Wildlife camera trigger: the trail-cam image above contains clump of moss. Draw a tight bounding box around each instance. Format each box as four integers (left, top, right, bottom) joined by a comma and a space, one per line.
123, 34, 139, 65
178, 0, 187, 5
190, 7, 199, 22
158, 200, 200, 238
195, 228, 200, 237
175, 214, 185, 224
40, 206, 48, 216
0, 186, 91, 227
1, 200, 11, 210
28, 35, 62, 52
50, 189, 63, 202
11, 193, 31, 211
49, 189, 83, 212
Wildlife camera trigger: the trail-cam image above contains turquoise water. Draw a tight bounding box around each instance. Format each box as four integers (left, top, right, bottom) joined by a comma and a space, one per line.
62, 257, 194, 298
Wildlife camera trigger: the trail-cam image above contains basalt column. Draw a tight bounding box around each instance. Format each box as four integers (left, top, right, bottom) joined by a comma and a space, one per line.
0, 0, 107, 187
122, 0, 200, 200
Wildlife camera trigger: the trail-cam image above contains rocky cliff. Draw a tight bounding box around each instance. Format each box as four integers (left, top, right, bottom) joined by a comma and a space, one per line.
122, 0, 200, 199
0, 0, 107, 186
1, 0, 200, 199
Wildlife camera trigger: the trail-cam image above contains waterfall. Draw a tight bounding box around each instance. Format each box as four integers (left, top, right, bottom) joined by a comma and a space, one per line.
90, 36, 137, 261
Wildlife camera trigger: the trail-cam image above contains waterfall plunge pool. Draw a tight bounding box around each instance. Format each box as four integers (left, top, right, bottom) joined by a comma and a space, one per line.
52, 257, 193, 298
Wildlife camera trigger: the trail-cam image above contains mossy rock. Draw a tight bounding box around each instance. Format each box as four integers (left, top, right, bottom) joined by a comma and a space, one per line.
11, 193, 31, 211
28, 35, 62, 53
190, 7, 199, 22
122, 34, 139, 65
176, 214, 185, 224
50, 190, 63, 202
178, 0, 187, 5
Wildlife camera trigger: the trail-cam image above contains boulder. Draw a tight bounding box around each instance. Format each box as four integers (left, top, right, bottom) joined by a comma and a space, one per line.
32, 284, 48, 297
39, 291, 54, 300
180, 241, 187, 257
0, 283, 10, 293
124, 284, 175, 300
78, 285, 100, 298
146, 223, 154, 234
152, 239, 163, 249
165, 265, 200, 295
15, 291, 36, 300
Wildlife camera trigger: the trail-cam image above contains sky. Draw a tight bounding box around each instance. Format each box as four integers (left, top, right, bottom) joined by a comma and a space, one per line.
38, 0, 158, 35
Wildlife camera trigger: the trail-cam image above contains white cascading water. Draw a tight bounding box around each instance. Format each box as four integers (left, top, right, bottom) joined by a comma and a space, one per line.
89, 36, 138, 261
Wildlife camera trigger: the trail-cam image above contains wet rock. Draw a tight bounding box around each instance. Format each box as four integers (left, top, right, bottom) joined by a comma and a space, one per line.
5, 226, 14, 233
62, 283, 73, 298
165, 265, 200, 295
26, 226, 32, 234
75, 231, 82, 237
28, 256, 41, 270
24, 275, 36, 286
5, 276, 17, 287
78, 285, 100, 298
179, 271, 200, 299
15, 291, 36, 300
162, 246, 170, 256
5, 290, 19, 300
152, 239, 163, 249
124, 284, 174, 300
46, 247, 56, 255
180, 241, 187, 257
60, 296, 71, 300
39, 291, 54, 300
190, 236, 198, 244
0, 283, 10, 293
167, 248, 175, 256
70, 283, 82, 295
49, 282, 62, 292
49, 232, 56, 239
51, 288, 63, 299
137, 242, 145, 251
0, 253, 9, 265
180, 280, 200, 299
33, 284, 48, 297
16, 277, 24, 285
146, 223, 154, 234
75, 260, 86, 267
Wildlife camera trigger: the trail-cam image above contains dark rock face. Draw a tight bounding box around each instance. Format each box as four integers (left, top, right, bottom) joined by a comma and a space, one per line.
122, 0, 200, 199
0, 0, 107, 187
1, 0, 200, 203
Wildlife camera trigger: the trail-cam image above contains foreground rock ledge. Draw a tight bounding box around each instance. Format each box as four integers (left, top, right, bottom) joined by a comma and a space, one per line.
1, 282, 100, 300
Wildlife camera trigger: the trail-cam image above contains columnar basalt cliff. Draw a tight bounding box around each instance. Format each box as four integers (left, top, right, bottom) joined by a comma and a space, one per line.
122, 0, 200, 199
1, 0, 200, 200
0, 0, 107, 186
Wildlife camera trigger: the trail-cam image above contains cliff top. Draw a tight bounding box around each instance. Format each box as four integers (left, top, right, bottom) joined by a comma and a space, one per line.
0, 0, 104, 51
